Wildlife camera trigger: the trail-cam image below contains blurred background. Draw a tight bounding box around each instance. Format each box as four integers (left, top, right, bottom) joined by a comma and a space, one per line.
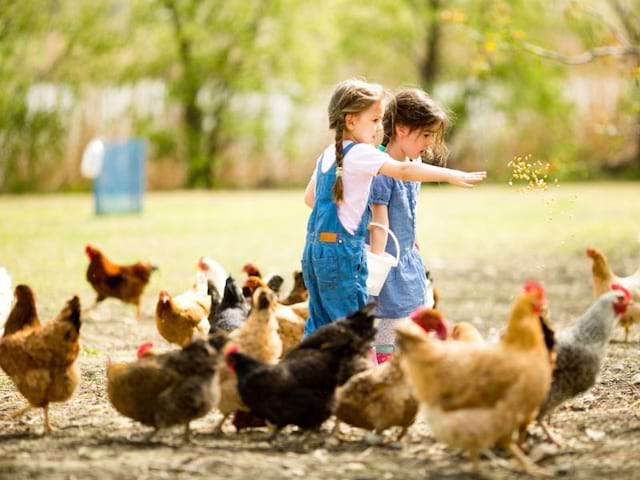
0, 0, 638, 193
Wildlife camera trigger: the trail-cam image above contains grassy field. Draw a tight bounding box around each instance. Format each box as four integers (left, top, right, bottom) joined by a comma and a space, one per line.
1, 182, 638, 315
1, 183, 640, 479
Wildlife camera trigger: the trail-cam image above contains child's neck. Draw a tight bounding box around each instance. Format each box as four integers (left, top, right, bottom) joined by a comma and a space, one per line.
385, 141, 408, 162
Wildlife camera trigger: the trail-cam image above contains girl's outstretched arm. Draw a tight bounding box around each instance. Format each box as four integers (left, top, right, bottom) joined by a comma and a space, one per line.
369, 204, 389, 255
379, 159, 486, 187
304, 178, 315, 208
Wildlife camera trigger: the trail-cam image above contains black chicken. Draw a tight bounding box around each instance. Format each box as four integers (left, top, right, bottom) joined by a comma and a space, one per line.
225, 303, 376, 437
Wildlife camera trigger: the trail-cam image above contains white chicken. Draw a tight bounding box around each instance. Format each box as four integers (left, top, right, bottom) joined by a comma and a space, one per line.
198, 256, 227, 298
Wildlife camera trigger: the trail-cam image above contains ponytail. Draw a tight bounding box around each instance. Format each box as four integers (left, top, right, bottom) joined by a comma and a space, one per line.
332, 120, 345, 203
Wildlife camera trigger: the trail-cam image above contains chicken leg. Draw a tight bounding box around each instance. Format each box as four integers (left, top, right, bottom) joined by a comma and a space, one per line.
43, 405, 53, 433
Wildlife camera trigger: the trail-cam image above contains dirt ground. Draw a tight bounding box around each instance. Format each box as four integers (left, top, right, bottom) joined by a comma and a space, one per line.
1, 253, 639, 480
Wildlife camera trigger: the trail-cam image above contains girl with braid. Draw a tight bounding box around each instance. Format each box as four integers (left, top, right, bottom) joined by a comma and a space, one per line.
301, 79, 486, 343
369, 88, 451, 363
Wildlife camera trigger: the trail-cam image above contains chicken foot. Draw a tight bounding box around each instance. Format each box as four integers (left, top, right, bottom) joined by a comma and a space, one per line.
212, 413, 230, 435
538, 420, 564, 447
506, 442, 550, 477
6, 404, 34, 420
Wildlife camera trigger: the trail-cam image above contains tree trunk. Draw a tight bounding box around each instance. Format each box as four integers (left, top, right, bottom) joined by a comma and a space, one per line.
164, 0, 209, 187
419, 0, 442, 91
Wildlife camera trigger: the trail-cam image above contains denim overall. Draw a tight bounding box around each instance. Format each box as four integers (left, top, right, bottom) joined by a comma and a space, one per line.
368, 174, 427, 318
301, 143, 370, 336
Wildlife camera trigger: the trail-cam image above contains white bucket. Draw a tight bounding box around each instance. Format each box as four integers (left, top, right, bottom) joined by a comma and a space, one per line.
365, 222, 400, 296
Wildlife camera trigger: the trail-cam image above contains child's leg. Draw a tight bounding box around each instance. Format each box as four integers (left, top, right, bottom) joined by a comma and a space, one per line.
374, 317, 401, 364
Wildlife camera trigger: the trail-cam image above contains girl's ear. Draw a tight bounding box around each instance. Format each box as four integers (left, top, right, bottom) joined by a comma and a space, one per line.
395, 124, 409, 138
345, 113, 357, 132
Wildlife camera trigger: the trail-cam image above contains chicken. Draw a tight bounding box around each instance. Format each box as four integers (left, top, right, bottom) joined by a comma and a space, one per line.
85, 244, 158, 319
242, 276, 307, 354
281, 271, 309, 306
333, 307, 446, 441
0, 267, 12, 333
224, 303, 377, 437
3, 285, 40, 338
536, 285, 632, 445
197, 256, 227, 302
213, 287, 283, 432
395, 282, 552, 475
450, 322, 485, 344
209, 276, 249, 333
0, 290, 81, 433
586, 247, 640, 342
156, 272, 211, 347
242, 263, 285, 297
106, 333, 228, 442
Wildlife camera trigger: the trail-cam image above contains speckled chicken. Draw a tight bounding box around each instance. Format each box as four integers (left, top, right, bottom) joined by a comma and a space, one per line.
106, 333, 228, 441
209, 276, 249, 333
536, 285, 631, 444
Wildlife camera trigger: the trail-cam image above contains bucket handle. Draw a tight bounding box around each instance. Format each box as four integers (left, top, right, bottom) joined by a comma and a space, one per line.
368, 222, 401, 267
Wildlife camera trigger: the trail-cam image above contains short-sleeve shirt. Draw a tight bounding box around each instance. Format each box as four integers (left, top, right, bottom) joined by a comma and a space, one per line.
310, 142, 388, 234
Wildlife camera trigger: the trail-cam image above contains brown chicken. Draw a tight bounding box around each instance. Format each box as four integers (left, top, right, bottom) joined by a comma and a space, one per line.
85, 244, 158, 319
3, 285, 40, 337
243, 276, 307, 354
395, 282, 552, 475
213, 287, 283, 432
587, 247, 640, 342
107, 333, 228, 442
333, 307, 449, 441
155, 272, 211, 347
281, 271, 309, 305
0, 289, 81, 433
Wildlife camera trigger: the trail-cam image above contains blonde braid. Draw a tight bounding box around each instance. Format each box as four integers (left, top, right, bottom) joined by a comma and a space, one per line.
332, 120, 345, 203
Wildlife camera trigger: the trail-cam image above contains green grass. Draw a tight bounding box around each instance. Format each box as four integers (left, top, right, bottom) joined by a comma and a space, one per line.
1, 183, 639, 314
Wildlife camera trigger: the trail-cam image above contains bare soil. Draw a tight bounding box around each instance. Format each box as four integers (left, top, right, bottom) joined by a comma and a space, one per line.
1, 254, 639, 479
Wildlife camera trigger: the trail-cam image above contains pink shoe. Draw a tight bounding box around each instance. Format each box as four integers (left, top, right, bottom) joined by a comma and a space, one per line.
376, 352, 393, 364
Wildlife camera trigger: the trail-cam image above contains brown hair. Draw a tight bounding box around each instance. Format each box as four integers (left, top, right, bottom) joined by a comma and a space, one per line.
328, 79, 385, 203
382, 88, 449, 166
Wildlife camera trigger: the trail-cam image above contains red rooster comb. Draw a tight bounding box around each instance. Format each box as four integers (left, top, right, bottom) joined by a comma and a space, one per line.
611, 283, 632, 316
85, 244, 99, 258
242, 263, 261, 276
409, 306, 448, 340
136, 342, 154, 359
523, 281, 545, 301
586, 247, 599, 259
223, 344, 240, 358
197, 256, 208, 270
611, 283, 631, 302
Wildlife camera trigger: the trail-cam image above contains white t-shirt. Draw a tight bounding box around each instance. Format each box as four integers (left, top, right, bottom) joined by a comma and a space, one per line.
311, 142, 389, 234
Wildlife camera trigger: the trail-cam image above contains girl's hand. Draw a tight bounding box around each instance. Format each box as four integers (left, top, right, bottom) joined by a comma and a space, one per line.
448, 170, 487, 188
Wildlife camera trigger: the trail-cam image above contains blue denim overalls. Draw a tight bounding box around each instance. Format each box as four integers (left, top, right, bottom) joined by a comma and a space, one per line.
368, 173, 427, 318
301, 142, 370, 336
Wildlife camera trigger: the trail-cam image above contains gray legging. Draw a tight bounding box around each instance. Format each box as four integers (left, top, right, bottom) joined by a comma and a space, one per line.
374, 317, 400, 354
